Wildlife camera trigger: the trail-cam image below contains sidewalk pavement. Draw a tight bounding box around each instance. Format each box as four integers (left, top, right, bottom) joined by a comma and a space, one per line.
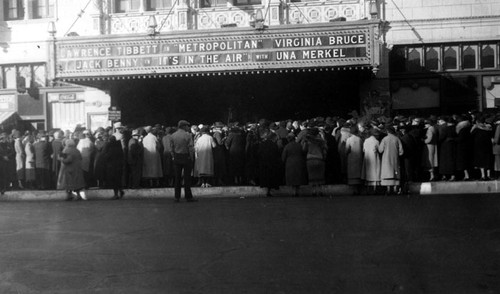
1, 180, 500, 201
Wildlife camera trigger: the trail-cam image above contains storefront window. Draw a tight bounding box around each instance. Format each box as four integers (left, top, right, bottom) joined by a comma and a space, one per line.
18, 65, 32, 88
3, 66, 16, 89
425, 47, 439, 71
443, 46, 458, 70
147, 0, 173, 10
32, 0, 55, 19
462, 45, 477, 69
234, 0, 261, 6
33, 65, 46, 87
389, 47, 406, 73
115, 0, 140, 13
481, 44, 495, 68
1, 64, 46, 89
4, 0, 24, 20
407, 48, 422, 72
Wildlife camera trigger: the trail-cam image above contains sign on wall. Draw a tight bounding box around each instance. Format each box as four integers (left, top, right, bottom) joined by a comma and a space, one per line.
0, 95, 16, 111
56, 23, 378, 78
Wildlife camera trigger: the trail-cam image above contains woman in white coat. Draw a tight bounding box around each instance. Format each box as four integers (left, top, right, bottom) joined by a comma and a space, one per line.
362, 128, 381, 194
142, 126, 163, 187
195, 126, 216, 187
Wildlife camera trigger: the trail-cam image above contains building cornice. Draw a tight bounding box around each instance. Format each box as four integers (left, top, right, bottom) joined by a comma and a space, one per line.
388, 15, 500, 26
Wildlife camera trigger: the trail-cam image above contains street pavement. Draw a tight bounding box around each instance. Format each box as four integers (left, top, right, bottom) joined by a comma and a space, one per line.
0, 195, 499, 293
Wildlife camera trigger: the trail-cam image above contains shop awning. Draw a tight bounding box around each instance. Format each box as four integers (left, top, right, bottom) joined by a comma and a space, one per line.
0, 111, 20, 126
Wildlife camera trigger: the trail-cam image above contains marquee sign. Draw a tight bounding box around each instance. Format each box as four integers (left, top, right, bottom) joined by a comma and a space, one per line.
56, 22, 380, 78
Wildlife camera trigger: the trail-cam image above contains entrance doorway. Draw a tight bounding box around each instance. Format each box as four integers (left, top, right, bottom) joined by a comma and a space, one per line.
107, 69, 371, 126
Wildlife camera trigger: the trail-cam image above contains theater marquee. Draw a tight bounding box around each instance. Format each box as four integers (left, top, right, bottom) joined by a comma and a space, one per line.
56, 21, 381, 79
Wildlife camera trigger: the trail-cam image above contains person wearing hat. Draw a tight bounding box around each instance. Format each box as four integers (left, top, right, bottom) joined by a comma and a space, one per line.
378, 125, 404, 195
12, 129, 25, 190
492, 115, 500, 179
128, 128, 144, 189
422, 118, 438, 181
93, 131, 108, 188
34, 131, 52, 190
57, 139, 87, 200
103, 135, 125, 200
77, 130, 95, 189
471, 115, 493, 180
170, 120, 197, 202
362, 128, 381, 194
112, 122, 127, 188
0, 132, 11, 195
303, 127, 328, 196
225, 122, 246, 185
23, 134, 36, 189
257, 129, 282, 197
455, 114, 472, 181
142, 126, 162, 188
51, 130, 65, 189
438, 116, 457, 181
281, 132, 307, 196
212, 121, 227, 186
338, 122, 352, 183
194, 126, 216, 188
345, 125, 363, 194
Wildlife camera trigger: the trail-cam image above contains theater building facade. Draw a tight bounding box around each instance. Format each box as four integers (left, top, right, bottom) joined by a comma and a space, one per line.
1, 0, 500, 129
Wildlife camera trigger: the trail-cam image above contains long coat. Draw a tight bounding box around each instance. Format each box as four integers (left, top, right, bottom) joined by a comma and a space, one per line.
195, 133, 216, 176
304, 135, 327, 185
93, 139, 107, 183
225, 129, 246, 177
14, 138, 25, 180
57, 146, 85, 191
258, 139, 281, 189
51, 139, 64, 182
103, 138, 124, 188
142, 133, 162, 178
438, 125, 457, 175
378, 133, 404, 181
24, 142, 36, 181
362, 136, 380, 183
337, 127, 351, 176
455, 121, 472, 171
213, 131, 227, 180
34, 140, 51, 169
281, 141, 307, 186
77, 137, 95, 173
128, 137, 143, 188
0, 142, 10, 190
471, 124, 493, 169
345, 134, 363, 184
422, 125, 438, 169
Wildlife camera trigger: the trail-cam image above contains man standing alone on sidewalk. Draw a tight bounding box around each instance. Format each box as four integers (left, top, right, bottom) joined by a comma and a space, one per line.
171, 120, 197, 202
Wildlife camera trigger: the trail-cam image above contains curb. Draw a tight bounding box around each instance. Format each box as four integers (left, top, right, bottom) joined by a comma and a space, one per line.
1, 181, 500, 201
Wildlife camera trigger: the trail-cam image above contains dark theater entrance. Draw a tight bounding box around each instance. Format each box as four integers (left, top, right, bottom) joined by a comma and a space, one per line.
106, 68, 371, 126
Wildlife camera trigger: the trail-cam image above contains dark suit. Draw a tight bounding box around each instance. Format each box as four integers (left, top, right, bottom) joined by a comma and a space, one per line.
170, 128, 194, 200
34, 140, 52, 189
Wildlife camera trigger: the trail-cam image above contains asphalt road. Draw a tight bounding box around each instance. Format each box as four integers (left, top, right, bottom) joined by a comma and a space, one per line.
0, 195, 499, 294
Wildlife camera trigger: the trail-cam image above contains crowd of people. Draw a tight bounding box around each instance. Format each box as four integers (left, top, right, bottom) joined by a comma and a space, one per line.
1, 110, 500, 198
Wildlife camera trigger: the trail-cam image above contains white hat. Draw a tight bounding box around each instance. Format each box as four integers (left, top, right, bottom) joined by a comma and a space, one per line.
113, 122, 124, 129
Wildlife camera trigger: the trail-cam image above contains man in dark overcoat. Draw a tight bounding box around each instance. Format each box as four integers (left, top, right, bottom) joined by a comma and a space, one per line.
128, 129, 143, 189
34, 132, 52, 189
170, 120, 197, 202
0, 133, 11, 194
